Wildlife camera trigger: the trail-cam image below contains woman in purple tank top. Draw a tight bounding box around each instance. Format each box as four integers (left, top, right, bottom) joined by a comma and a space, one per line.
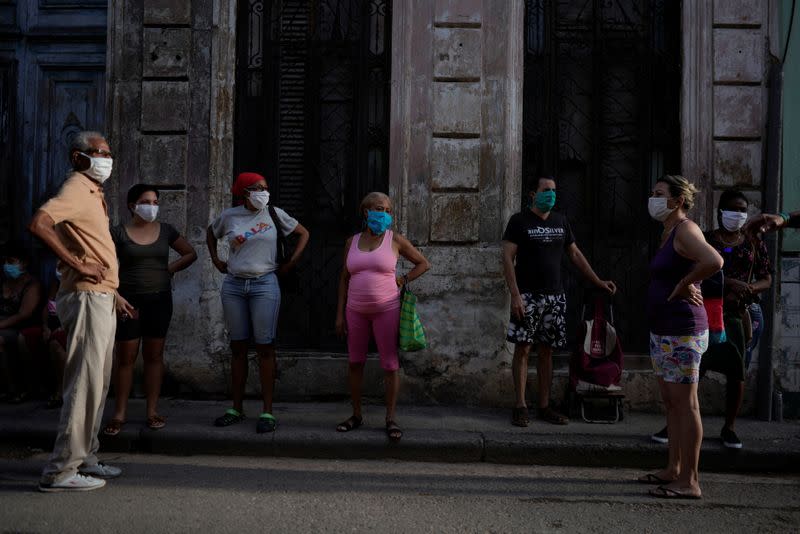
335, 192, 430, 441
639, 176, 722, 500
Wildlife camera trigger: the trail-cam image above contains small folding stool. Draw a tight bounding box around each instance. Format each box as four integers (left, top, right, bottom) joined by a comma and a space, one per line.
576, 390, 625, 424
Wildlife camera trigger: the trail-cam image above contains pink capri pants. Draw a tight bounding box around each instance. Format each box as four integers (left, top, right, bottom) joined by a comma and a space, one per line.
346, 303, 400, 371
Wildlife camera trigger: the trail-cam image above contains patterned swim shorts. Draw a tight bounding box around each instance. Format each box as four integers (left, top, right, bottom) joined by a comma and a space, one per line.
649, 331, 709, 384
507, 293, 567, 348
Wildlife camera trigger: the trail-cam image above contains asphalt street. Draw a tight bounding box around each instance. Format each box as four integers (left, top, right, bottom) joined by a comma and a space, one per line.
1, 452, 798, 533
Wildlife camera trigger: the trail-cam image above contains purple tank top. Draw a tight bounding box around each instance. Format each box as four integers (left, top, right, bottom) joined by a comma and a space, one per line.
646, 221, 708, 336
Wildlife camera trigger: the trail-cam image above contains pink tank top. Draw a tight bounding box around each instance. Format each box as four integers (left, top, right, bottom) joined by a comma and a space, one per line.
346, 230, 400, 313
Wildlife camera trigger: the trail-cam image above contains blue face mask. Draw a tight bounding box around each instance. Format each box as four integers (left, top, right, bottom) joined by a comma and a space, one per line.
366, 210, 393, 235
3, 263, 23, 279
534, 190, 556, 212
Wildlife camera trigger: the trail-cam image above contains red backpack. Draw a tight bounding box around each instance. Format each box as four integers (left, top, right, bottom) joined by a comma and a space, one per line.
569, 297, 624, 390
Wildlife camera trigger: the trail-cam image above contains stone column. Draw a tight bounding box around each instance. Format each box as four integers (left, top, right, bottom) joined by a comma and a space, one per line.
106, 0, 237, 393
682, 0, 771, 228
390, 0, 523, 404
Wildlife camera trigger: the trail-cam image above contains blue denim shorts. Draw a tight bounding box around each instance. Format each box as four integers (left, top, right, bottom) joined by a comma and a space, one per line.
221, 272, 281, 344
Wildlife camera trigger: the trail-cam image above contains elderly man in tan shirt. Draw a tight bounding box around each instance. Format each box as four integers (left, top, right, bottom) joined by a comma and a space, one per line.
29, 131, 134, 492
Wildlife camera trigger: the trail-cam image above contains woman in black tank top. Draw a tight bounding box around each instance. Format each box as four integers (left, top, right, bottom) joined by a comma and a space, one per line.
104, 185, 197, 435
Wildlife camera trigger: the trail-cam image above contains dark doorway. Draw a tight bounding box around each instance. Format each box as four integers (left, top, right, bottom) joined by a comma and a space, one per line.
523, 0, 682, 352
0, 1, 107, 279
234, 0, 392, 350
0, 62, 15, 245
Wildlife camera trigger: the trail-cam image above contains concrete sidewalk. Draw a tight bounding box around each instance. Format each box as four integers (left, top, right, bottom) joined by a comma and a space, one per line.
2, 399, 798, 472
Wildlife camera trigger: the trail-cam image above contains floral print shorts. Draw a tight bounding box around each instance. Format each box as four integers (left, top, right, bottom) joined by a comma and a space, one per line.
507, 293, 567, 348
649, 331, 709, 384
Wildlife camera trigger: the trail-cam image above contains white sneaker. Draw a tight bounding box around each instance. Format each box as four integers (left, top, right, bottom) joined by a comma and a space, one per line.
79, 462, 122, 479
39, 473, 106, 492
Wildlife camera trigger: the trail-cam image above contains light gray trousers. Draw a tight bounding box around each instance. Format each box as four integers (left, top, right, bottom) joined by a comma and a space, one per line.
41, 291, 116, 484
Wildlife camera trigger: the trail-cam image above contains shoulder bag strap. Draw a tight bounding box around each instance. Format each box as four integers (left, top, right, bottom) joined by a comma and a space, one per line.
268, 204, 289, 263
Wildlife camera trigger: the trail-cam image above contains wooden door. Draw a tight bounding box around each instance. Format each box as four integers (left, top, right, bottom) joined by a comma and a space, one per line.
0, 0, 107, 252
0, 62, 15, 245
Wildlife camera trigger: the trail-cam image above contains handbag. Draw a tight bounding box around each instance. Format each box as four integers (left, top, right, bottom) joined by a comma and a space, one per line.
399, 281, 427, 352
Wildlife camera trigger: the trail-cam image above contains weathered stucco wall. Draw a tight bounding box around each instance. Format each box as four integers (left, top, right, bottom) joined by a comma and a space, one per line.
775, 0, 800, 416
683, 0, 772, 227
679, 0, 776, 416
386, 0, 523, 406
104, 0, 785, 412
106, 0, 233, 395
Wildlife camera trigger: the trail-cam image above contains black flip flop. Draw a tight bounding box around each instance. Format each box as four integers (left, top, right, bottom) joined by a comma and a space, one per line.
638, 473, 674, 485
649, 485, 702, 500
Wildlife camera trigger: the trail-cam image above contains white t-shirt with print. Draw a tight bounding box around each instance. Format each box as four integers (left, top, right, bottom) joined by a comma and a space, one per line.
211, 205, 298, 278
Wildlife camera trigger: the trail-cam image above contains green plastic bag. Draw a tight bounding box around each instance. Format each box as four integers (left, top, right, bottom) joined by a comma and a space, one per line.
399, 285, 427, 351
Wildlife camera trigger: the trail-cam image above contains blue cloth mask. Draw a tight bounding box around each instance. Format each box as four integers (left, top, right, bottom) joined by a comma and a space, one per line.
3, 263, 23, 279
366, 210, 393, 235
534, 190, 556, 212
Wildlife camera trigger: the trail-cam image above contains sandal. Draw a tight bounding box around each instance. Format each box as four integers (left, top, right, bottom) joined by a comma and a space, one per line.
637, 473, 675, 485
103, 418, 125, 436
649, 485, 702, 500
386, 420, 403, 442
214, 408, 245, 427
146, 415, 166, 430
511, 406, 529, 427
256, 412, 277, 434
336, 415, 363, 432
537, 406, 569, 425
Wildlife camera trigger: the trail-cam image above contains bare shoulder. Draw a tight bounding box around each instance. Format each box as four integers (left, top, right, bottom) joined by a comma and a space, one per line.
392, 232, 414, 248
676, 218, 703, 238
674, 219, 709, 251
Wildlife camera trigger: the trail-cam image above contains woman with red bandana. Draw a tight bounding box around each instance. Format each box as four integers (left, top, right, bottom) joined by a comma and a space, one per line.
207, 172, 309, 433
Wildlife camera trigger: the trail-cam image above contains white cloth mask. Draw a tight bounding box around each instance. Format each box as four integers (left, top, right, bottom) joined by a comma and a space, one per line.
648, 197, 675, 222
248, 191, 270, 211
134, 204, 159, 222
80, 153, 113, 183
720, 210, 748, 232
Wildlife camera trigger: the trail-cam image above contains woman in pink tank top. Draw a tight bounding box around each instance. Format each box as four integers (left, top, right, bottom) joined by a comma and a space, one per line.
335, 192, 430, 441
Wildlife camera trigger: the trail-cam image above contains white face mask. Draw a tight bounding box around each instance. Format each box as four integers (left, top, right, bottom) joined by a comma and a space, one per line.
248, 191, 270, 211
720, 210, 747, 232
134, 204, 159, 222
648, 197, 675, 222
80, 153, 113, 183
